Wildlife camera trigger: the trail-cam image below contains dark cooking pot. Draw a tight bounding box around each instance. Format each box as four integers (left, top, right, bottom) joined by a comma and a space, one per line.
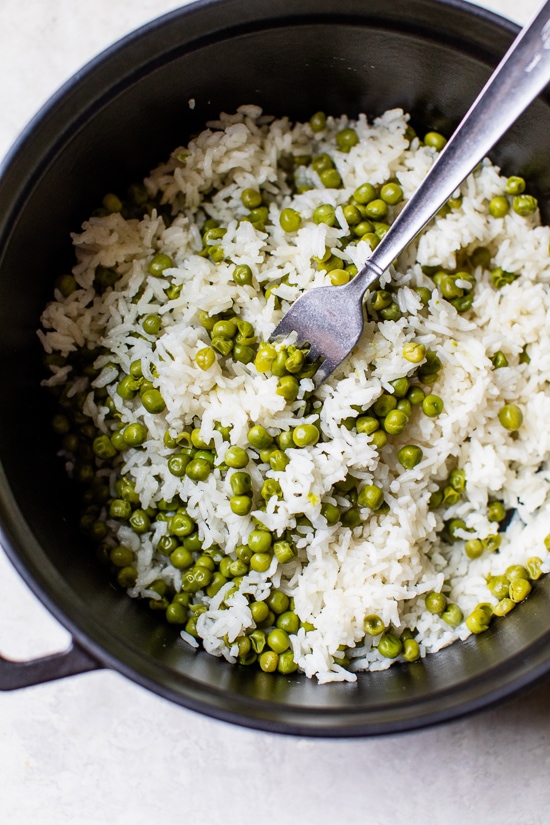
1, 0, 550, 737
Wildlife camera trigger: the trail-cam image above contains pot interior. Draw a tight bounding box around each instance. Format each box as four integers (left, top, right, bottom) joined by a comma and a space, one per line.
1, 0, 550, 735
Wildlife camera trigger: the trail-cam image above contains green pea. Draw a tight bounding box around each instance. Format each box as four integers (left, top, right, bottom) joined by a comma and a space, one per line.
422, 394, 444, 417
313, 203, 336, 226
277, 650, 298, 674
526, 556, 543, 580
321, 502, 340, 525
148, 253, 173, 276
157, 535, 179, 555
498, 403, 523, 431
433, 272, 464, 300
276, 431, 294, 450
361, 614, 383, 638
241, 188, 262, 209
407, 386, 425, 406
379, 301, 402, 321
284, 349, 305, 374
267, 589, 290, 614
93, 435, 117, 460
378, 632, 403, 659
505, 565, 529, 583
230, 472, 252, 496
269, 450, 289, 472
109, 499, 132, 520
352, 219, 374, 238
464, 539, 484, 559
352, 183, 375, 206
123, 422, 148, 446
276, 611, 300, 634
402, 638, 420, 662
244, 533, 271, 559
311, 153, 334, 174
414, 287, 432, 307
425, 591, 447, 614
493, 598, 516, 617
491, 267, 518, 289
357, 484, 384, 510
233, 263, 253, 286
487, 575, 510, 600
228, 558, 248, 577
250, 552, 272, 573
370, 290, 392, 311
389, 377, 410, 398
141, 389, 166, 414
292, 423, 320, 447
418, 350, 442, 377
364, 198, 388, 220
279, 208, 302, 232
489, 351, 509, 371
261, 478, 282, 501
487, 500, 506, 523
395, 399, 411, 418
482, 534, 502, 552
277, 375, 300, 402
232, 343, 255, 364
55, 273, 78, 297
441, 603, 464, 628
110, 545, 134, 567
328, 268, 349, 286
309, 111, 327, 132
129, 509, 150, 535
465, 606, 492, 634
342, 203, 362, 225
248, 425, 273, 450
185, 458, 212, 481
489, 196, 509, 218
195, 346, 216, 370
335, 127, 358, 152
370, 430, 388, 450
258, 650, 279, 672
117, 374, 141, 400
273, 540, 297, 564
356, 416, 379, 435
373, 393, 397, 418
448, 469, 466, 494
169, 512, 195, 537
248, 602, 269, 626
513, 194, 538, 216
142, 314, 161, 335
212, 319, 237, 339
504, 175, 525, 195
424, 131, 447, 150
398, 445, 423, 469
383, 409, 409, 435
267, 628, 291, 654
167, 453, 191, 477
117, 566, 138, 588
115, 477, 140, 504
169, 546, 194, 569
319, 168, 341, 188
380, 182, 403, 205
224, 446, 248, 469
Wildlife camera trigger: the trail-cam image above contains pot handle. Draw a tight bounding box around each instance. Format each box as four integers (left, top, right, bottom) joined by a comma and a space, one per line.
0, 641, 103, 690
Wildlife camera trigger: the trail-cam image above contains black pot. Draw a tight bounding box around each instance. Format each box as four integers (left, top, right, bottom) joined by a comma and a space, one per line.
1, 0, 550, 737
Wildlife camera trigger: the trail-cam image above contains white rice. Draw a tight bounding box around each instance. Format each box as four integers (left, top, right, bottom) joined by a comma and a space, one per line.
39, 105, 550, 682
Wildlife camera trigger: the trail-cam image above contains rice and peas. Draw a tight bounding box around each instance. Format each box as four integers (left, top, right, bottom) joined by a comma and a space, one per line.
38, 104, 550, 683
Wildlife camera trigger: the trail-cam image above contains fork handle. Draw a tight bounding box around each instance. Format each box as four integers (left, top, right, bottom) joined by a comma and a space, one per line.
349, 0, 550, 296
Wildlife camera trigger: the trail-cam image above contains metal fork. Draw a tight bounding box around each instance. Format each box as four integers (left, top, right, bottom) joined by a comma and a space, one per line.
271, 0, 550, 387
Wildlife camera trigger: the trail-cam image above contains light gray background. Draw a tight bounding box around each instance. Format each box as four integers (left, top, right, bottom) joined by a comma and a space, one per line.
0, 1, 548, 823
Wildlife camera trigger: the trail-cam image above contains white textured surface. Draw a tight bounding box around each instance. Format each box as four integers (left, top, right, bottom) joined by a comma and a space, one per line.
1, 1, 550, 823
